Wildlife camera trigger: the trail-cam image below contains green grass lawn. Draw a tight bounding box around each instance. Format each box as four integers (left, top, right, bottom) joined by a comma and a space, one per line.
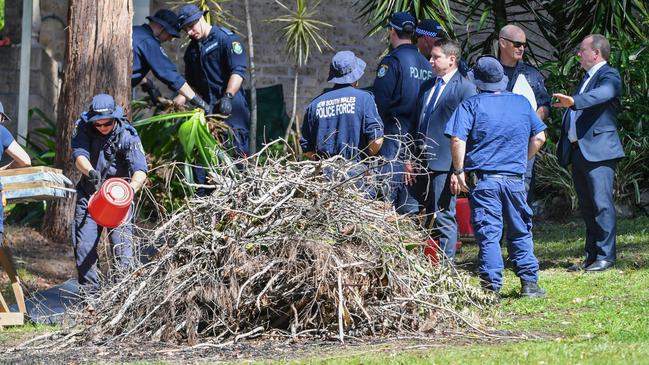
283, 217, 649, 365
2, 218, 648, 364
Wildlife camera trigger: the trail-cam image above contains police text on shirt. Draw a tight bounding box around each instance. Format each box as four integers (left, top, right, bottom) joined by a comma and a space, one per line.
316, 97, 356, 118
410, 67, 433, 81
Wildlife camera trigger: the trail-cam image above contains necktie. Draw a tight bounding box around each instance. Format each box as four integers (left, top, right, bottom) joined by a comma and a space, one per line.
418, 77, 444, 137
578, 72, 590, 93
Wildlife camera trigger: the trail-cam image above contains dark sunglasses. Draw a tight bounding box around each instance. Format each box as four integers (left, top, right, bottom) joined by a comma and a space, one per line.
94, 120, 115, 128
501, 37, 527, 48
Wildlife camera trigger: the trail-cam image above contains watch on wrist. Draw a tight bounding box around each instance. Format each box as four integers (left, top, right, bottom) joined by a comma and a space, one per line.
453, 168, 464, 175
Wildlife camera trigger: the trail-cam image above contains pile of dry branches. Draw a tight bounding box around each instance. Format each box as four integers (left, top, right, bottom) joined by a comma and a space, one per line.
27, 150, 494, 348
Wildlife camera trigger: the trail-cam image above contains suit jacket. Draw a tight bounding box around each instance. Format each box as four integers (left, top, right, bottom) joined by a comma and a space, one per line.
414, 71, 476, 171
557, 64, 625, 166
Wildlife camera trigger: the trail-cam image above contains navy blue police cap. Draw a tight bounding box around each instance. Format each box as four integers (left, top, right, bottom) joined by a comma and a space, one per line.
416, 19, 444, 38
328, 51, 367, 84
177, 4, 208, 29
147, 9, 181, 38
86, 94, 124, 123
467, 55, 509, 92
0, 101, 10, 122
387, 12, 416, 33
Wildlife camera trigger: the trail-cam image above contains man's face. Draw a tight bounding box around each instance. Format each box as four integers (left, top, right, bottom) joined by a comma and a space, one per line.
184, 20, 203, 41
429, 46, 455, 76
417, 36, 438, 59
499, 32, 526, 61
158, 30, 172, 43
94, 118, 116, 135
577, 37, 599, 70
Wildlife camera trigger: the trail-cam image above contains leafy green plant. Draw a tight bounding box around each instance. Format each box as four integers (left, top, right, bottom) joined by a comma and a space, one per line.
356, 0, 457, 38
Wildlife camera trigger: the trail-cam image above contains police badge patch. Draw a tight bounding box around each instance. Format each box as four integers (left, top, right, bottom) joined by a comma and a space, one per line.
377, 64, 388, 78
232, 41, 243, 55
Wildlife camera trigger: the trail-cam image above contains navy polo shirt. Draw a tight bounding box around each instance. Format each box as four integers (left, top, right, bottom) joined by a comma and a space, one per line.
503, 61, 551, 111
300, 86, 384, 161
444, 91, 546, 175
132, 24, 186, 91
184, 26, 247, 106
372, 44, 432, 157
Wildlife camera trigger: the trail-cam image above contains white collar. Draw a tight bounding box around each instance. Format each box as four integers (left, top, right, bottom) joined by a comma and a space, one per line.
438, 68, 458, 84
587, 61, 607, 78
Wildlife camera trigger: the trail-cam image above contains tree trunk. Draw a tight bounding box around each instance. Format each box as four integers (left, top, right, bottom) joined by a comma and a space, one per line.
244, 0, 257, 154
283, 66, 299, 152
41, 0, 133, 243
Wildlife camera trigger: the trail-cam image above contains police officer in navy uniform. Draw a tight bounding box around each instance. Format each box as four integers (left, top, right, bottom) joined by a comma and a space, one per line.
445, 56, 547, 299
416, 20, 469, 76
373, 12, 432, 214
176, 4, 250, 156
498, 24, 551, 203
71, 94, 148, 293
301, 51, 384, 163
132, 9, 209, 110
0, 101, 32, 245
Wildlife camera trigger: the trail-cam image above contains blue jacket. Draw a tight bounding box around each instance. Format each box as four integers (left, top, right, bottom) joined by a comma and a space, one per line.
503, 61, 551, 112
72, 117, 148, 194
0, 126, 15, 233
372, 44, 432, 158
184, 26, 247, 108
414, 70, 476, 171
445, 91, 547, 175
557, 63, 624, 166
300, 85, 384, 161
132, 25, 186, 91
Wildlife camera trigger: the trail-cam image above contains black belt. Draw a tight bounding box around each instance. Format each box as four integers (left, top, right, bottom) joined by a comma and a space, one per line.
474, 171, 524, 179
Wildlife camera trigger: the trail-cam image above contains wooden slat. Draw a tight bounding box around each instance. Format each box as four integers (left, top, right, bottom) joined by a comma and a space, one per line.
0, 312, 24, 326
2, 181, 66, 191
0, 166, 62, 177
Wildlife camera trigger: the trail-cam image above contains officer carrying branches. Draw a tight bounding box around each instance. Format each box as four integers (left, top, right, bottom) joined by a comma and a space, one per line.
445, 56, 547, 299
132, 9, 209, 110
71, 94, 148, 294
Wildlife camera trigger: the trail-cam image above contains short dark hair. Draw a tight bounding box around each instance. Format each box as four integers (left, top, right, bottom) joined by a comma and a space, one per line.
588, 34, 611, 60
433, 38, 461, 64
394, 24, 415, 40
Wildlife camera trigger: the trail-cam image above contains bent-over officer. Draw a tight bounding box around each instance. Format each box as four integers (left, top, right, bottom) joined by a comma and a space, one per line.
301, 51, 384, 162
132, 9, 209, 110
373, 12, 432, 214
71, 94, 148, 293
0, 101, 32, 245
445, 56, 547, 299
177, 4, 250, 156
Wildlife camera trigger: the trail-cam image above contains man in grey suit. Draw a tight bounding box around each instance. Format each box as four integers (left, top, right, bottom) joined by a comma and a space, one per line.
411, 38, 476, 260
553, 34, 625, 272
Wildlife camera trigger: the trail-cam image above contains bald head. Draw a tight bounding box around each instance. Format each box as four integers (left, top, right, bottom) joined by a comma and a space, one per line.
498, 24, 527, 66
499, 24, 525, 39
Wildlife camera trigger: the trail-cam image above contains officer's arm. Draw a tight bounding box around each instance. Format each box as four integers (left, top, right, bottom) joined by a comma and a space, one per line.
531, 71, 551, 120
4, 141, 31, 168
143, 41, 186, 92
372, 58, 397, 118
75, 156, 95, 177
225, 74, 244, 96
130, 171, 147, 192
450, 137, 466, 171
367, 137, 384, 156
300, 109, 316, 160
528, 131, 546, 160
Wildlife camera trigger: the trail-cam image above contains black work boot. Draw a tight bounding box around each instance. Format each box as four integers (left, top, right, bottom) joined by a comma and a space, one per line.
521, 280, 546, 298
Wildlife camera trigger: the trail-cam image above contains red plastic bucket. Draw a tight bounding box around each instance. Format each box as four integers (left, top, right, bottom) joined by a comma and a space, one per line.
456, 197, 474, 237
88, 177, 134, 228
424, 239, 463, 264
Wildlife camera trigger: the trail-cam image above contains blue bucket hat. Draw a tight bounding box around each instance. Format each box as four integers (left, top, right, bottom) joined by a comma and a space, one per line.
328, 51, 367, 84
416, 19, 444, 38
467, 56, 509, 92
177, 4, 208, 29
86, 94, 124, 123
0, 101, 10, 122
387, 12, 416, 33
147, 9, 180, 38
